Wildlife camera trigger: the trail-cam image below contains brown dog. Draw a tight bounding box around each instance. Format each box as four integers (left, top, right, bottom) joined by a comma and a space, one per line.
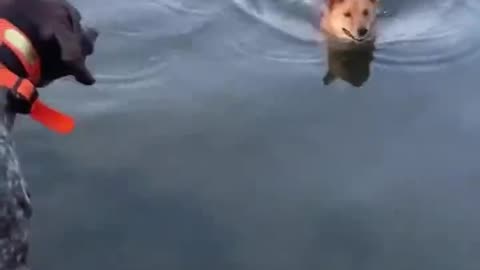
0, 0, 98, 87
0, 0, 98, 269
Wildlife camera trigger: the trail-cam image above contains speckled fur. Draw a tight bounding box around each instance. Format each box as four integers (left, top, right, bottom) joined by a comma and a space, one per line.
0, 102, 31, 270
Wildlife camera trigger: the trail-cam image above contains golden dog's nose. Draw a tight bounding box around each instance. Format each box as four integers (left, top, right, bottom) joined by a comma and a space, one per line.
358, 27, 368, 37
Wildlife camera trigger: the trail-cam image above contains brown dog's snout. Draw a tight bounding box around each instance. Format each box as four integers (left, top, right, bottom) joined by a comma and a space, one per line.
72, 62, 95, 85
84, 27, 98, 43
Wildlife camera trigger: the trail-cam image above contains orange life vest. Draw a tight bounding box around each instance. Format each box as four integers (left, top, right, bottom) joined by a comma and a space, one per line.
0, 18, 74, 134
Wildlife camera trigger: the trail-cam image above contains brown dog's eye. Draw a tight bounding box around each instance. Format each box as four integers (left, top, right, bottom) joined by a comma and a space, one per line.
363, 9, 369, 16
344, 12, 351, 17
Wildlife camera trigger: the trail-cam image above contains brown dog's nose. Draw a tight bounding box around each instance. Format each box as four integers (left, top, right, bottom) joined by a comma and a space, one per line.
85, 27, 99, 42
358, 27, 368, 37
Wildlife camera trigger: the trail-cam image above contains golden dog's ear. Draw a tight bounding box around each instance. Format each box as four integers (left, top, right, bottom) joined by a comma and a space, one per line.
327, 0, 343, 9
48, 1, 98, 85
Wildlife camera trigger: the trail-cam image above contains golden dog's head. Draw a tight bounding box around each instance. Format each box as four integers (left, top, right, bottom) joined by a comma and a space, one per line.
321, 0, 379, 42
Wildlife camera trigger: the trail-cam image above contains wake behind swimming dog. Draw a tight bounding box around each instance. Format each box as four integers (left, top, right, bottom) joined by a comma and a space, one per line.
320, 0, 379, 42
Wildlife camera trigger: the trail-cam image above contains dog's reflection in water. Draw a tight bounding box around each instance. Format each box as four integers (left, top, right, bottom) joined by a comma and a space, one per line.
322, 38, 375, 87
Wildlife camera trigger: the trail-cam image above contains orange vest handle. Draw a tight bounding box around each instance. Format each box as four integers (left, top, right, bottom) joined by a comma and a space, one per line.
29, 100, 75, 134
0, 66, 75, 134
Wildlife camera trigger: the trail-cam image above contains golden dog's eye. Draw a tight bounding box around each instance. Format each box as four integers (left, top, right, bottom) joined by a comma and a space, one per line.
344, 12, 351, 17
363, 9, 369, 16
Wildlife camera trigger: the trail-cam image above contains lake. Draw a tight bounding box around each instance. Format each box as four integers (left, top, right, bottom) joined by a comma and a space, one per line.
12, 0, 480, 269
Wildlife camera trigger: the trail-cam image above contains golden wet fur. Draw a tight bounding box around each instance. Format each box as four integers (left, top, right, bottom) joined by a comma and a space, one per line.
320, 0, 379, 42
323, 40, 375, 87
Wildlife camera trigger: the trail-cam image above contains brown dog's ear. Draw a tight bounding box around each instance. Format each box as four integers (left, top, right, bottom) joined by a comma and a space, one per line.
48, 2, 97, 85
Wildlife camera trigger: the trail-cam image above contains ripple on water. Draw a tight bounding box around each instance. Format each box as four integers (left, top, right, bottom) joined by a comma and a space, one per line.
375, 0, 480, 70
87, 0, 226, 88
231, 0, 480, 70
229, 0, 325, 64
47, 0, 230, 115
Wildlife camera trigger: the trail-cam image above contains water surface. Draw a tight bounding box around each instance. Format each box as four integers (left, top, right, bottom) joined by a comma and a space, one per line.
12, 0, 480, 269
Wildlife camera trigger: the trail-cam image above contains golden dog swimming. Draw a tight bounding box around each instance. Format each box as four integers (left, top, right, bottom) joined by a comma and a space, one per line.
320, 0, 379, 42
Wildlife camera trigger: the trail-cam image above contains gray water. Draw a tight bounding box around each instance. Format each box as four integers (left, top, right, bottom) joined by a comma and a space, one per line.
11, 0, 480, 269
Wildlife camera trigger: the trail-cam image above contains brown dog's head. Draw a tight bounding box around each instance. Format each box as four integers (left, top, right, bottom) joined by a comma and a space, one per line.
32, 0, 98, 87
322, 0, 378, 42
